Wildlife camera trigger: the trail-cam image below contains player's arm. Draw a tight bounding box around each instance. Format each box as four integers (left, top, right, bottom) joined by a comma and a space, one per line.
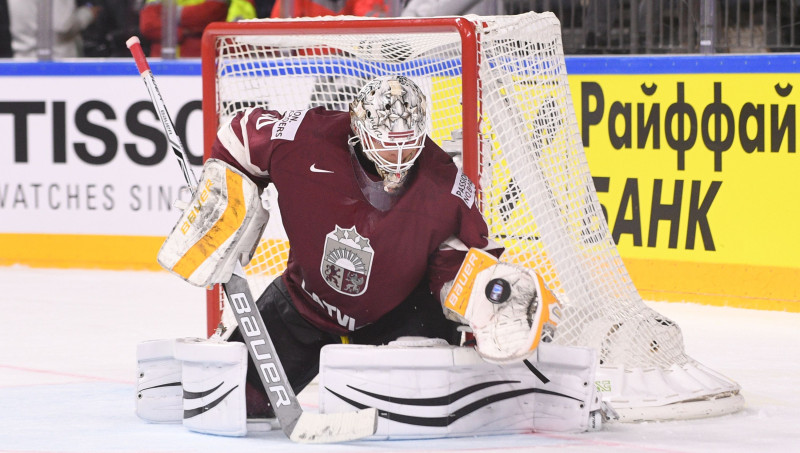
157, 107, 288, 286
139, 0, 229, 39
211, 107, 277, 186
430, 170, 559, 363
158, 107, 310, 286
426, 167, 503, 299
179, 0, 229, 33
138, 1, 166, 41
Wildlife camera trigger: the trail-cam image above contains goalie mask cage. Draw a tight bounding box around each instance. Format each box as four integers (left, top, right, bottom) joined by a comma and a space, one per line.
200, 12, 743, 422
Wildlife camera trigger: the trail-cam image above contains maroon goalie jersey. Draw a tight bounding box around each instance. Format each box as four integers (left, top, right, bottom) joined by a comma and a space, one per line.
211, 107, 502, 334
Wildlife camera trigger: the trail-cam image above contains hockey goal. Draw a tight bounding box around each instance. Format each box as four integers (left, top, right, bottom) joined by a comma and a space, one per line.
200, 12, 744, 422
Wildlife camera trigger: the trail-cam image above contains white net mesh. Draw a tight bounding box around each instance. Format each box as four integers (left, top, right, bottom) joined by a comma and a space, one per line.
209, 12, 689, 371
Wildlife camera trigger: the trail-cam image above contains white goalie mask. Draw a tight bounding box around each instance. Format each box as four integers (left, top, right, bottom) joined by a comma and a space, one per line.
349, 75, 427, 191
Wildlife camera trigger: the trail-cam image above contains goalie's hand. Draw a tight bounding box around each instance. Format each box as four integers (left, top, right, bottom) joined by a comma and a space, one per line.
467, 263, 550, 363
158, 159, 269, 287
443, 249, 556, 364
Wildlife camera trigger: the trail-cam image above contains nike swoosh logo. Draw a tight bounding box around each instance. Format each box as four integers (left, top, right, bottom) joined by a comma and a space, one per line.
310, 163, 334, 173
183, 385, 239, 419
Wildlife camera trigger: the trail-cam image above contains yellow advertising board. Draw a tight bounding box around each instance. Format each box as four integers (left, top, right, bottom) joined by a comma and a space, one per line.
569, 56, 799, 311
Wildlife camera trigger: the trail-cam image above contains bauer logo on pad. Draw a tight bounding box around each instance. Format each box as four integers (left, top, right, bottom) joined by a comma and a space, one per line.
444, 248, 498, 317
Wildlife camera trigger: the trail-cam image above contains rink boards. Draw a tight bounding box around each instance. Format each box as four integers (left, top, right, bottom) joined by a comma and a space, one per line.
0, 55, 797, 311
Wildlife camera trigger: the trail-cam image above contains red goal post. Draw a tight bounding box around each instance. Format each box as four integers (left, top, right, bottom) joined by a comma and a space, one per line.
199, 13, 744, 422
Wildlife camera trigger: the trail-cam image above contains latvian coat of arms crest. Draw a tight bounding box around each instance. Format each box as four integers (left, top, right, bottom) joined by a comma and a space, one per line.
320, 225, 374, 296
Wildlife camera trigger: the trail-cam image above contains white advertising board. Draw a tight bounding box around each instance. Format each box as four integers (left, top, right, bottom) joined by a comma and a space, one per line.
0, 61, 203, 237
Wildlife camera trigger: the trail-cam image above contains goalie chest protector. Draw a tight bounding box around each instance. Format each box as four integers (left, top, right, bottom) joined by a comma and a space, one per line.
318, 339, 601, 439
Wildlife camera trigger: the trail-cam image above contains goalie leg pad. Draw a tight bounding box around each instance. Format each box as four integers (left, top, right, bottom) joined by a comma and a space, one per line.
527, 342, 602, 433
158, 158, 269, 287
175, 338, 248, 437
136, 339, 182, 423
318, 340, 600, 439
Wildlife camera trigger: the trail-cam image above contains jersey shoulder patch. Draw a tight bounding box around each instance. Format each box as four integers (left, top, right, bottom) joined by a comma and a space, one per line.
451, 168, 476, 208
260, 109, 309, 141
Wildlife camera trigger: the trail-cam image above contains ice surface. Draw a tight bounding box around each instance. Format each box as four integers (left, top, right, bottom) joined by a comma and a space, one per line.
1, 266, 799, 452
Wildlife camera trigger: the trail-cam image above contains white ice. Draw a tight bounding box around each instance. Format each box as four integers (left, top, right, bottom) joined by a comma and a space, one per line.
1, 266, 799, 452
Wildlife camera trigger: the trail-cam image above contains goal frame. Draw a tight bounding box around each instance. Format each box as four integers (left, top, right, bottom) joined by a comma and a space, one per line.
200, 17, 484, 335
197, 13, 744, 422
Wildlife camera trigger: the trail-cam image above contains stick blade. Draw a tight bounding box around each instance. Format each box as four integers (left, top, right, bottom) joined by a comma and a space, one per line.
288, 407, 378, 444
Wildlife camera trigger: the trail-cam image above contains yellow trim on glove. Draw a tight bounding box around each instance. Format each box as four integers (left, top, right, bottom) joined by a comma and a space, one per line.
173, 168, 246, 279
444, 248, 499, 317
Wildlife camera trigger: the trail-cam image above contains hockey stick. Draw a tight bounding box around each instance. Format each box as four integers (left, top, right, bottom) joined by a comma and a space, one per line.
126, 37, 378, 444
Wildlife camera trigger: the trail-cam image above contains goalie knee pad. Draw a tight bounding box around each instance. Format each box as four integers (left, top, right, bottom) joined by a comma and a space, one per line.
158, 158, 269, 287
318, 339, 600, 439
136, 339, 182, 423
175, 338, 249, 437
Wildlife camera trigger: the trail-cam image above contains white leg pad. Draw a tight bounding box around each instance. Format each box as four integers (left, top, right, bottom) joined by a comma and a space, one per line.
174, 338, 248, 437
136, 339, 182, 423
528, 343, 602, 432
319, 339, 600, 439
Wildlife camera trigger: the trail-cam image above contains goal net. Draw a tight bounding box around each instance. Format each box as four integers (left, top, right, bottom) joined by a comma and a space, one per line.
201, 12, 743, 421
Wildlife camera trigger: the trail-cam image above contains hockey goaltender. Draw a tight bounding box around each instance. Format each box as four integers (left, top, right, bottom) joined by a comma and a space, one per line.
135, 75, 615, 441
